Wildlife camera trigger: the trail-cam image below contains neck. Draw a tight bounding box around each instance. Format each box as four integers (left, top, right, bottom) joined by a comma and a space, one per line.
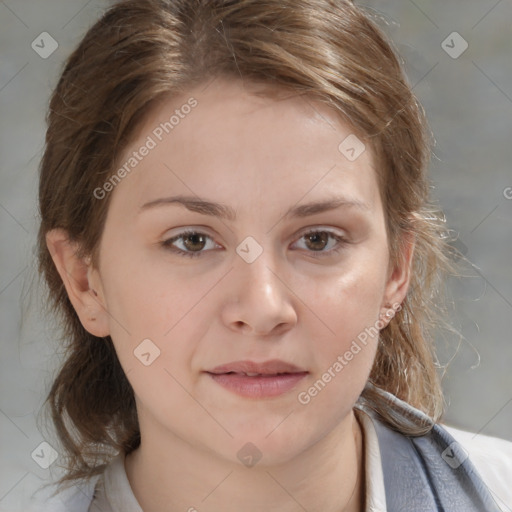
125, 410, 364, 512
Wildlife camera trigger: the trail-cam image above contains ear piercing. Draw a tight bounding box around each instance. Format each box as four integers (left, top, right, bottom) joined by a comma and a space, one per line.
379, 303, 401, 327
86, 302, 97, 322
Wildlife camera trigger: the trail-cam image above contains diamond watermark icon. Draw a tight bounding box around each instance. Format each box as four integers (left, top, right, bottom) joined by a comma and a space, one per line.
236, 236, 263, 264
441, 32, 468, 59
134, 338, 161, 366
338, 134, 366, 162
237, 442, 263, 468
441, 441, 469, 469
31, 32, 58, 59
31, 441, 58, 469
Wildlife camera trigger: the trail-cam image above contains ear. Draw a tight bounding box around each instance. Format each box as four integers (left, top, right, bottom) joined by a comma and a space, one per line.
380, 230, 415, 322
45, 228, 110, 337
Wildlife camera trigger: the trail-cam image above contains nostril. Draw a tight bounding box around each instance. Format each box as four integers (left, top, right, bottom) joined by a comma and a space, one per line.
234, 321, 248, 330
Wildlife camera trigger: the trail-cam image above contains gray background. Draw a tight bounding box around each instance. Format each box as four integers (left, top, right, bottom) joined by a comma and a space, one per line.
1, 0, 511, 510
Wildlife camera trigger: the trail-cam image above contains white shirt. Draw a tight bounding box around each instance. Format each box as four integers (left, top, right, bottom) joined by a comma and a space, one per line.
27, 409, 512, 511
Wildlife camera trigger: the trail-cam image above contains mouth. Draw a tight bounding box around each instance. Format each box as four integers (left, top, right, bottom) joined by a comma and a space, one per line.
204, 360, 308, 398
206, 359, 307, 375
209, 371, 299, 377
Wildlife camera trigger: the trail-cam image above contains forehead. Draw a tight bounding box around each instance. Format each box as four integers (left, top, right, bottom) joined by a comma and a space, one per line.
108, 77, 381, 219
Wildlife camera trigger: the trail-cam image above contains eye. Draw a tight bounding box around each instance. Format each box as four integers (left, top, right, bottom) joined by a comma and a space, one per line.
161, 228, 348, 259
161, 230, 220, 258
291, 229, 348, 256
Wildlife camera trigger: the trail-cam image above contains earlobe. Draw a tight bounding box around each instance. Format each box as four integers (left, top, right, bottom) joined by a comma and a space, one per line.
45, 228, 110, 337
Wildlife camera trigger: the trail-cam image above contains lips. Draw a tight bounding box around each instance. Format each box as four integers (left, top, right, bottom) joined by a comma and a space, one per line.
206, 359, 307, 376
205, 360, 309, 398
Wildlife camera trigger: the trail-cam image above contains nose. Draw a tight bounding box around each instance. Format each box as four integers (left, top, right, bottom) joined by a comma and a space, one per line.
221, 250, 298, 337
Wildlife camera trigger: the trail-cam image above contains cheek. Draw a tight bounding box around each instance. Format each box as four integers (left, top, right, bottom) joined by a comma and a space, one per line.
309, 281, 381, 391
296, 245, 388, 390
101, 266, 198, 417
98, 252, 215, 390
293, 270, 384, 427
309, 252, 388, 341
99, 240, 182, 334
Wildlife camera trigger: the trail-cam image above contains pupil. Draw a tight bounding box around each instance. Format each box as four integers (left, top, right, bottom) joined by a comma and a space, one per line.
184, 234, 205, 251
307, 232, 328, 251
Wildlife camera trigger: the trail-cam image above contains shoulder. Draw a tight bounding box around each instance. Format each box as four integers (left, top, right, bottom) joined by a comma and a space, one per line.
356, 387, 512, 511
442, 423, 512, 510
25, 474, 99, 512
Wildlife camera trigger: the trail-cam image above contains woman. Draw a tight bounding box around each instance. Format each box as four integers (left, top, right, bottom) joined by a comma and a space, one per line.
33, 0, 512, 510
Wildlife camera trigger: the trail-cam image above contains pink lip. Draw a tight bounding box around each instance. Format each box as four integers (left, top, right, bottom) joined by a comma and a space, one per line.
205, 359, 308, 398
207, 359, 306, 375
206, 372, 308, 398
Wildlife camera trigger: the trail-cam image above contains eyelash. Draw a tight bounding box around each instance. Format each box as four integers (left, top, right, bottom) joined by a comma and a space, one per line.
161, 229, 348, 259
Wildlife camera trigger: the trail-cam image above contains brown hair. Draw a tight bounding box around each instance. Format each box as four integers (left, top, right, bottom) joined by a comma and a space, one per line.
38, 0, 453, 484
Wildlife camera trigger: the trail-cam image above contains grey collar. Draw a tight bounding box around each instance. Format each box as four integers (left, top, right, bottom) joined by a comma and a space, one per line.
358, 386, 501, 511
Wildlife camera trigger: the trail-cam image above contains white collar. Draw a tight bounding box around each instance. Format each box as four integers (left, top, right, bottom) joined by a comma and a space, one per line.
354, 407, 387, 512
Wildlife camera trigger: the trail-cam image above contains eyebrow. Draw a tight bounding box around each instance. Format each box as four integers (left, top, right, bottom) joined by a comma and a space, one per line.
139, 194, 370, 221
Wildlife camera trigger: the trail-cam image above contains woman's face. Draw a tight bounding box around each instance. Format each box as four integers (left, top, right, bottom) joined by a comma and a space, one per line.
85, 77, 410, 465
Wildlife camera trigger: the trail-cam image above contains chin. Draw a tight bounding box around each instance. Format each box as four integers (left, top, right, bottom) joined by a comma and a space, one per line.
220, 423, 313, 467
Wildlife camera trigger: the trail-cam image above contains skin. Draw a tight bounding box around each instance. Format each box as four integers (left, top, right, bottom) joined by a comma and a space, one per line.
47, 77, 414, 512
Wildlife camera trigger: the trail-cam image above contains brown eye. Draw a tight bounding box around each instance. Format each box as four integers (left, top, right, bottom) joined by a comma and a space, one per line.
181, 233, 207, 251
304, 231, 330, 251
162, 230, 218, 258
292, 229, 348, 257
